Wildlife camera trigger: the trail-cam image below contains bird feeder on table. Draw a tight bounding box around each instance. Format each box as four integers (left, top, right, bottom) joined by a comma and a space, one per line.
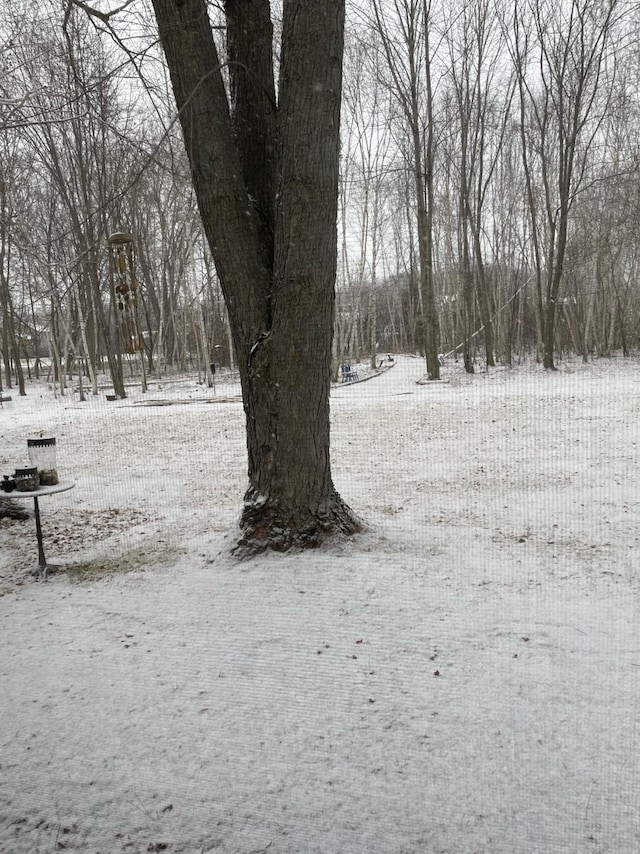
27, 435, 58, 485
108, 228, 147, 392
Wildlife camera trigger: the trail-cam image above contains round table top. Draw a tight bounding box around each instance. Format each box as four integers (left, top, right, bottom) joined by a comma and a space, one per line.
6, 481, 76, 499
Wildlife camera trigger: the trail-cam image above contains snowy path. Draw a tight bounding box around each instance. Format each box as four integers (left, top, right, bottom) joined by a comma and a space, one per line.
1, 355, 639, 853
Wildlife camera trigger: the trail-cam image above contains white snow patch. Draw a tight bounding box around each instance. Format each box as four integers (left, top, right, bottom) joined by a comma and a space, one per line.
1, 355, 639, 853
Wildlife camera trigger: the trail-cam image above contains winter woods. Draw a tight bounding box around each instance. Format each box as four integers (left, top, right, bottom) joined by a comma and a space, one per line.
0, 0, 638, 549
1, 0, 636, 392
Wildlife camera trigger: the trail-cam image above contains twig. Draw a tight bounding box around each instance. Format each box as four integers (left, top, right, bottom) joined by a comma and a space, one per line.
130, 793, 159, 822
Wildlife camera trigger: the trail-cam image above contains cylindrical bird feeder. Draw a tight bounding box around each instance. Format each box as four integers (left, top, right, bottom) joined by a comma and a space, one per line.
27, 435, 58, 485
108, 228, 144, 354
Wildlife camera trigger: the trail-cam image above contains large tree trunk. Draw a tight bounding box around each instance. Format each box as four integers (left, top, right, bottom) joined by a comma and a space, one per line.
151, 0, 361, 553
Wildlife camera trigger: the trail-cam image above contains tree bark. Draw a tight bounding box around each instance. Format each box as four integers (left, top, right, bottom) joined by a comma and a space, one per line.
151, 0, 361, 553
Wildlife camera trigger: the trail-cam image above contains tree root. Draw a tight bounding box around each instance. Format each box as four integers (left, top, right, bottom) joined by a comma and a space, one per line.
233, 490, 363, 558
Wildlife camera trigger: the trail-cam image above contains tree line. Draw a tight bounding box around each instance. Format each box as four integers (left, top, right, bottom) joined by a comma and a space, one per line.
1, 0, 638, 400
0, 2, 232, 397
338, 0, 638, 375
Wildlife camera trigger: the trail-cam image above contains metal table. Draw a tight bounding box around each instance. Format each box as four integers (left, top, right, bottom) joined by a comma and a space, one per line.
10, 482, 76, 580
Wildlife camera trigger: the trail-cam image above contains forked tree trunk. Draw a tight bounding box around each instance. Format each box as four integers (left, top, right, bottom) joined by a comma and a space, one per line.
151, 0, 361, 553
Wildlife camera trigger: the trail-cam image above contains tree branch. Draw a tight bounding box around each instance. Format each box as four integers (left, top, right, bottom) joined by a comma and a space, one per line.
64, 0, 135, 25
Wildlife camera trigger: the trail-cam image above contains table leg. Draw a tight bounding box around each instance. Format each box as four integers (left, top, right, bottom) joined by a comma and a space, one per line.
33, 496, 49, 580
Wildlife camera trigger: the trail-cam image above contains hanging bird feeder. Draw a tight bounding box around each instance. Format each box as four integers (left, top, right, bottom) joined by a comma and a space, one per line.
108, 228, 144, 355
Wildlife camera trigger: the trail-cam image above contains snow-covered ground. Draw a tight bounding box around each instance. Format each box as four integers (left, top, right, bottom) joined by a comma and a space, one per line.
1, 354, 638, 854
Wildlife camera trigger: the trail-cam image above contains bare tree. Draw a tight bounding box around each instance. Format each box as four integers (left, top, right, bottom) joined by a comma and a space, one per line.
371, 0, 441, 379
510, 0, 620, 369
339, 31, 393, 371
5, 6, 137, 395
441, 0, 514, 371
0, 140, 27, 395
146, 0, 361, 552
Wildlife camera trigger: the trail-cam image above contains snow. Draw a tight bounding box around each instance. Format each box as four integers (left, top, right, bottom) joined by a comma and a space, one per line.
1, 355, 639, 854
